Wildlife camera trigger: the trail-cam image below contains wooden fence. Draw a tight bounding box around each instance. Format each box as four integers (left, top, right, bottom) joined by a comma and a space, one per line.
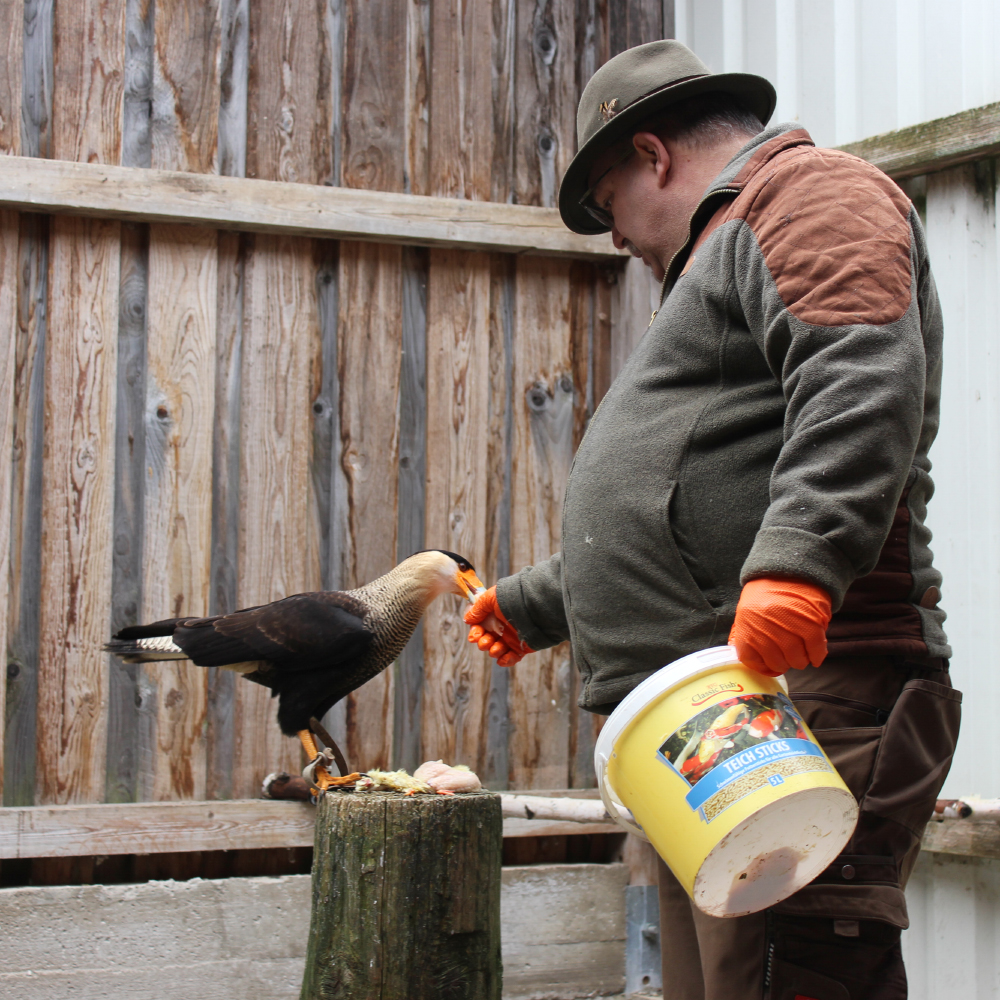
0, 0, 672, 825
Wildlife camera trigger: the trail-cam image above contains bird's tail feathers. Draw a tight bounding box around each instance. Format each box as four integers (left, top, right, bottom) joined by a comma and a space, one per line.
104, 635, 189, 663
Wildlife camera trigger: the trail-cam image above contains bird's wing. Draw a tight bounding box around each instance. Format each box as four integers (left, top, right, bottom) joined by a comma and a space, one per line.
173, 592, 372, 670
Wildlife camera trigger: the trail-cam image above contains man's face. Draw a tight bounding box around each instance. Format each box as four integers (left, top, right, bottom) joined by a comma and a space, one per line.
585, 132, 717, 282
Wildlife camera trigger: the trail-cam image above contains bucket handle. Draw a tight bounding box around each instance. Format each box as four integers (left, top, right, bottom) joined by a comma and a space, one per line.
596, 751, 649, 842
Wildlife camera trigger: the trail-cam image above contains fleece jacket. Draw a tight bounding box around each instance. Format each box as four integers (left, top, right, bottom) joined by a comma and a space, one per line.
495, 122, 950, 715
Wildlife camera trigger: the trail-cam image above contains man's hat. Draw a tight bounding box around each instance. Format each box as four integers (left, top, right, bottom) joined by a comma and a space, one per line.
558, 40, 776, 234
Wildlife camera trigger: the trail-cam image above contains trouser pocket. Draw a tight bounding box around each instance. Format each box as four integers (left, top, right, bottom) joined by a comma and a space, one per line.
779, 675, 962, 924
862, 678, 962, 834
766, 915, 906, 1000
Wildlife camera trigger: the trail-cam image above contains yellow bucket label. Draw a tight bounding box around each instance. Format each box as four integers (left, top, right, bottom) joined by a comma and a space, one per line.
656, 692, 833, 823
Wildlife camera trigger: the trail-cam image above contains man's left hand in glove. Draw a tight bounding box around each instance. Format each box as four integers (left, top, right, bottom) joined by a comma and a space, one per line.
729, 576, 832, 676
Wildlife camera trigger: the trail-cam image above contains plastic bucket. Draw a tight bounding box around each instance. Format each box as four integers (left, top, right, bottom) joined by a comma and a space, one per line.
595, 646, 858, 917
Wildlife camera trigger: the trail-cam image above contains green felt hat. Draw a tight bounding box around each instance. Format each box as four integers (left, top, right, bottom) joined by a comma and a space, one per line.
559, 40, 776, 234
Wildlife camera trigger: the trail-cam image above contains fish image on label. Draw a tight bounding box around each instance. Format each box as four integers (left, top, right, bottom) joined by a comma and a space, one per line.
656, 693, 832, 822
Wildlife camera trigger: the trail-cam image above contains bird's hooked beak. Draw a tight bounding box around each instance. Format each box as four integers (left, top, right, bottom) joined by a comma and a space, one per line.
455, 567, 487, 603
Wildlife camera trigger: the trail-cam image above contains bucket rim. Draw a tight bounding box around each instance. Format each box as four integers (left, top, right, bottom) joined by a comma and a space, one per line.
593, 645, 789, 824
595, 645, 772, 760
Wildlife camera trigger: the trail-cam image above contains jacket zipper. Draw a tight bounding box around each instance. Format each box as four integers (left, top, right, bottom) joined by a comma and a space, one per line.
649, 186, 741, 326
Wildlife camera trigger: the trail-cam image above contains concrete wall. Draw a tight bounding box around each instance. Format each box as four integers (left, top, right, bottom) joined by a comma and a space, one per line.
0, 863, 628, 1000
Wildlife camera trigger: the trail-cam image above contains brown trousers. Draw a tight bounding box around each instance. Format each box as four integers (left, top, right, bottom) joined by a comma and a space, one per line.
657, 654, 961, 1000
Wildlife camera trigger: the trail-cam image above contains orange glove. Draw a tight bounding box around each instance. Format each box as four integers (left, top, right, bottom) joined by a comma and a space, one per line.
729, 576, 831, 677
464, 587, 534, 667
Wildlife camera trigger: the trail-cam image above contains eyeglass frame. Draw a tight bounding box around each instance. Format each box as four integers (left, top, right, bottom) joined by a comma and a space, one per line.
577, 144, 636, 230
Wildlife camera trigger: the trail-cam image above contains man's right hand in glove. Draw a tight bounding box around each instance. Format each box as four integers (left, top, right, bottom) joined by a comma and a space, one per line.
464, 587, 534, 667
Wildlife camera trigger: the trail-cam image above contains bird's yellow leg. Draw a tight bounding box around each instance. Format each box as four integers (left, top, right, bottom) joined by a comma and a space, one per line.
298, 729, 335, 792
299, 730, 361, 793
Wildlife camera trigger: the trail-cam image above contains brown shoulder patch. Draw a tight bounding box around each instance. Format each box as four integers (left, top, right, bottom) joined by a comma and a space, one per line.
733, 147, 913, 327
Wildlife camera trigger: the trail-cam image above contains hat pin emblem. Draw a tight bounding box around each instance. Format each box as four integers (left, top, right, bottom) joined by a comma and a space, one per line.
599, 98, 619, 123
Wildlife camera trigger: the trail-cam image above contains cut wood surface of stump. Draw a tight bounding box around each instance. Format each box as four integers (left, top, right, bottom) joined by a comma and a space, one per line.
300, 789, 502, 1000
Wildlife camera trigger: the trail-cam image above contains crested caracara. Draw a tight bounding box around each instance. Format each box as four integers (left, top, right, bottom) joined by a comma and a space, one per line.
104, 550, 485, 791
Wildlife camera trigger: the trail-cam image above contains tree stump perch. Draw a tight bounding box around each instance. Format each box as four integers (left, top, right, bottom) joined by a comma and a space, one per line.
300, 790, 503, 1000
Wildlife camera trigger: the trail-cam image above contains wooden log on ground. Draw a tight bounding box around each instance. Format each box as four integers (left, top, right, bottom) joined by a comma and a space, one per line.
300, 790, 502, 1000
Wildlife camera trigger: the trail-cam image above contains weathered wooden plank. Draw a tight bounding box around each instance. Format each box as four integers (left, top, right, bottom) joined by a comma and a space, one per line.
392, 246, 428, 772
312, 242, 341, 595
0, 156, 622, 258
662, 0, 675, 40
484, 253, 516, 789
0, 0, 22, 156
218, 0, 248, 178
491, 0, 516, 204
339, 0, 405, 192
922, 818, 1000, 861
151, 0, 221, 174
4, 215, 48, 808
405, 0, 430, 196
515, 0, 577, 208
37, 0, 125, 800
20, 0, 54, 160
232, 233, 322, 798
36, 216, 120, 804
122, 0, 154, 169
106, 0, 154, 806
428, 0, 493, 200
140, 226, 218, 801
574, 0, 609, 108
106, 223, 149, 804
335, 243, 403, 772
839, 101, 1000, 180
0, 214, 19, 800
131, 0, 223, 805
422, 249, 492, 772
205, 230, 247, 801
609, 0, 663, 55
246, 0, 332, 186
50, 0, 125, 165
0, 791, 615, 859
0, 799, 316, 858
508, 256, 576, 789
206, 0, 248, 799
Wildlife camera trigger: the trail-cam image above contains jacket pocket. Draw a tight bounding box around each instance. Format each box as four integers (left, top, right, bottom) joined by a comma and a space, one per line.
662, 479, 719, 617
862, 678, 962, 834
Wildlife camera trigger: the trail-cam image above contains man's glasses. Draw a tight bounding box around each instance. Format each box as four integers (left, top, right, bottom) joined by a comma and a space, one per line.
578, 146, 635, 230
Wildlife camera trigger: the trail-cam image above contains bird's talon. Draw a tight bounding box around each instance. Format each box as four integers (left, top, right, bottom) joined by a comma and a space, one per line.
436, 789, 455, 796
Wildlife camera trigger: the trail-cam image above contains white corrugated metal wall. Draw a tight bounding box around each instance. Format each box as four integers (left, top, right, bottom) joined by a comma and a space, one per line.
656, 4, 1000, 996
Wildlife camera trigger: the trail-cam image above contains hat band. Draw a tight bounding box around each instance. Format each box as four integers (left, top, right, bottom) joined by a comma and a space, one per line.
609, 73, 710, 121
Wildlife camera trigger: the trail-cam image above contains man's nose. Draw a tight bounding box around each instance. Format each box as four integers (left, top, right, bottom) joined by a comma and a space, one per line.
611, 225, 626, 250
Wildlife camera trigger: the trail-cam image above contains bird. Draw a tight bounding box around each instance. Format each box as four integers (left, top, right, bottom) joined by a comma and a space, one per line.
104, 550, 486, 792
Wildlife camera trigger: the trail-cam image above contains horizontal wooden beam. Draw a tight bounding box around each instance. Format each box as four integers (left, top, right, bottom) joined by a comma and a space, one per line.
5, 796, 991, 859
0, 156, 622, 259
922, 816, 1000, 861
0, 792, 618, 858
839, 101, 1000, 179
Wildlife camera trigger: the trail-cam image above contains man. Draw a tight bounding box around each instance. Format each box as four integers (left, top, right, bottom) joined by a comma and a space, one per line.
466, 40, 961, 1000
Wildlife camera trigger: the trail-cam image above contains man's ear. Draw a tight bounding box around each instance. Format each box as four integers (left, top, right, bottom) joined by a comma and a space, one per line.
632, 132, 670, 188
